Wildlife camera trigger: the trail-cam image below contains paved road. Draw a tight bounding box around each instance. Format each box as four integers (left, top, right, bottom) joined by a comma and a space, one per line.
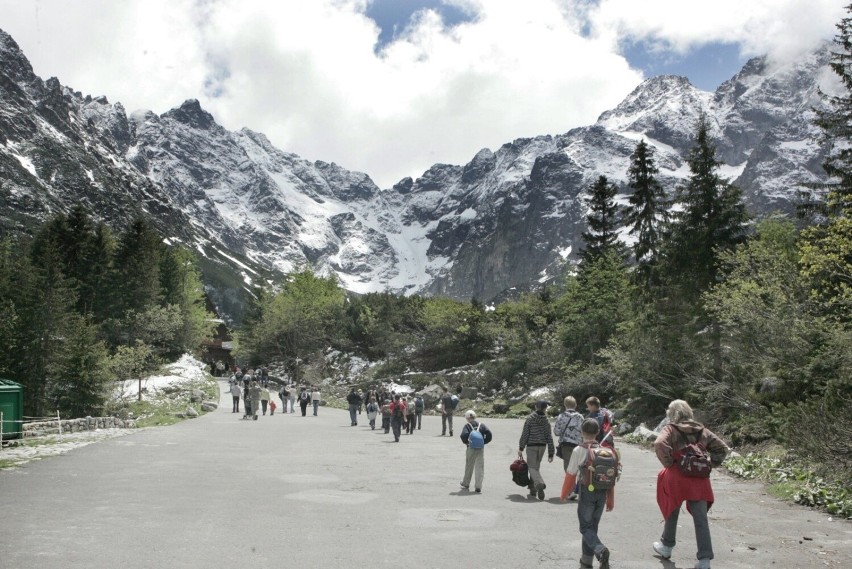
1, 381, 849, 569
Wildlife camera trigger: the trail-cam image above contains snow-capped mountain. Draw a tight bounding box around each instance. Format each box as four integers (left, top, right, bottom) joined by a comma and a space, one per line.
0, 27, 834, 316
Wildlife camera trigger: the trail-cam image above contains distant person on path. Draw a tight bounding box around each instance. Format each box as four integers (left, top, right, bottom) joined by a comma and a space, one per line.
298, 387, 310, 416
260, 386, 270, 415
405, 396, 416, 434
269, 398, 277, 415
242, 385, 252, 419
381, 399, 392, 433
260, 366, 269, 387
653, 400, 729, 569
230, 382, 241, 413
459, 410, 493, 493
289, 385, 296, 413
440, 387, 455, 436
586, 397, 615, 447
518, 400, 554, 500
249, 381, 262, 420
554, 396, 584, 471
311, 386, 321, 416
347, 388, 362, 426
413, 393, 424, 430
390, 395, 406, 442
278, 384, 289, 413
357, 389, 365, 414
366, 397, 379, 430
561, 419, 617, 569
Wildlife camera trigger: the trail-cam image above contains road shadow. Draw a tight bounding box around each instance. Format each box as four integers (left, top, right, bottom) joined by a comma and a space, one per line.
449, 490, 481, 497
506, 493, 537, 503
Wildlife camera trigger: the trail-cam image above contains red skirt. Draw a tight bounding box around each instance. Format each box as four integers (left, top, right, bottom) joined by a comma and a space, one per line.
657, 465, 715, 519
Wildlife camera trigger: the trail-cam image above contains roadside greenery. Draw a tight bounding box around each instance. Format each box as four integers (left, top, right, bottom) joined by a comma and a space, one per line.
726, 452, 851, 519
0, 209, 215, 418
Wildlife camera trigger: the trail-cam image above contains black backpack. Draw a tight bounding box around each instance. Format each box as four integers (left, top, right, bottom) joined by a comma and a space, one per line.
510, 458, 530, 487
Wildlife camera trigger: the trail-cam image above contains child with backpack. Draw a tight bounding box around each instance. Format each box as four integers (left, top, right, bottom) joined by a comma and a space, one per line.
381, 399, 392, 433
459, 410, 492, 493
653, 400, 729, 569
561, 418, 619, 569
585, 397, 615, 448
413, 394, 424, 429
366, 398, 379, 430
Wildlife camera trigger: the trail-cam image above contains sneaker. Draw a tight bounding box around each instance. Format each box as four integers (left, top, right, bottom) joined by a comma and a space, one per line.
537, 488, 545, 500
653, 542, 672, 559
596, 546, 610, 569
567, 491, 578, 501
460, 482, 470, 490
694, 560, 711, 569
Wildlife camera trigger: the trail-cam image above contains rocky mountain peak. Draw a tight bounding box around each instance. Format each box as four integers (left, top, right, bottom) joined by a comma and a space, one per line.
162, 99, 217, 130
0, 28, 37, 86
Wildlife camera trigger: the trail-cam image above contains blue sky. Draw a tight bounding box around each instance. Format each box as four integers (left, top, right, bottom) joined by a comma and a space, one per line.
365, 0, 748, 91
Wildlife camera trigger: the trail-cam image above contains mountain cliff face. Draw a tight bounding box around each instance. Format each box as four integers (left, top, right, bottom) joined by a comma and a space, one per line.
0, 28, 835, 315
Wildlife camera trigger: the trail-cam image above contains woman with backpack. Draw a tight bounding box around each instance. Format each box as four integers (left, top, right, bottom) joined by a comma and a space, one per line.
653, 400, 729, 569
298, 387, 310, 416
459, 410, 492, 493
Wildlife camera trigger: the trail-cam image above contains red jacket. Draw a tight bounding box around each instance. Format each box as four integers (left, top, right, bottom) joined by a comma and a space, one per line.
654, 421, 729, 519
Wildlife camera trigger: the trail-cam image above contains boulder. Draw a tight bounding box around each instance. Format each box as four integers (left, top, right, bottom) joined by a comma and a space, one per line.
508, 394, 528, 406
616, 422, 633, 436
632, 424, 658, 442
460, 386, 478, 400
190, 389, 205, 403
654, 417, 669, 433
185, 407, 199, 418
201, 401, 218, 412
492, 403, 511, 414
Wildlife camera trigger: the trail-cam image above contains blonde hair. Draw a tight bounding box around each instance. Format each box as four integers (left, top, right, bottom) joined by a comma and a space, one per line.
667, 399, 694, 424
563, 396, 577, 410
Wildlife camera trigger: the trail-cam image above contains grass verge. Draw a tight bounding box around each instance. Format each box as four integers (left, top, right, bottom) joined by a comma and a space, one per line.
725, 451, 851, 519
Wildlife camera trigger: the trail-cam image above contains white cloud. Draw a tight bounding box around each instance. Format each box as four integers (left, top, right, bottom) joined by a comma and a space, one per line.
589, 0, 844, 63
0, 0, 843, 187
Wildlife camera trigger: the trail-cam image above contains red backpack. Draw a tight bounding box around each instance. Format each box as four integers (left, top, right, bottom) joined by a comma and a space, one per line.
673, 426, 712, 478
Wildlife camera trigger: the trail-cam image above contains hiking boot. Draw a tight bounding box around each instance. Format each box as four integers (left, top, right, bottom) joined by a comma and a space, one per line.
595, 546, 610, 569
537, 488, 545, 500
474, 488, 481, 493
694, 560, 711, 569
652, 542, 672, 559
579, 555, 594, 569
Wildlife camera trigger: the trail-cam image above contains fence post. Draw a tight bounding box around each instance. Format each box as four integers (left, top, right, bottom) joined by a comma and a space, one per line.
1, 411, 4, 451
57, 411, 62, 437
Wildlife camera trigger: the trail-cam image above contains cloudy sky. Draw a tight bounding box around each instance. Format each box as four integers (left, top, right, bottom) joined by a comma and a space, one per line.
0, 0, 844, 187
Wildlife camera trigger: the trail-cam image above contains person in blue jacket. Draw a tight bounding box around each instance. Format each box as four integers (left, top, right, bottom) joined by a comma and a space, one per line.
459, 410, 493, 493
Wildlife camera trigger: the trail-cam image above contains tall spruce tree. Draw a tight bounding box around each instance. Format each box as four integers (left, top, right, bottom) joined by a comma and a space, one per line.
624, 139, 668, 282
664, 114, 750, 299
802, 4, 852, 321
109, 218, 164, 317
813, 3, 852, 217
580, 175, 624, 264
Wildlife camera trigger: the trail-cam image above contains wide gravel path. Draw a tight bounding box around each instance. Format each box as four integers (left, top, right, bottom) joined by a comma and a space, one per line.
1, 381, 849, 569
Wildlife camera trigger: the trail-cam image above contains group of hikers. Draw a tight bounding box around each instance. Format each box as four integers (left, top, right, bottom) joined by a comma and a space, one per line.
223, 370, 728, 569
226, 368, 321, 419
506, 395, 728, 569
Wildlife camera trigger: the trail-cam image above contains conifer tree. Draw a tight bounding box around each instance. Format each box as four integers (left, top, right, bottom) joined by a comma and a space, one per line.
813, 3, 852, 217
580, 175, 624, 264
624, 139, 668, 282
109, 218, 164, 317
664, 114, 750, 300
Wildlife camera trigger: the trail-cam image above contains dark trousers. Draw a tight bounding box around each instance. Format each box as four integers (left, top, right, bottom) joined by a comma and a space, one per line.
391, 417, 403, 441
661, 500, 713, 561
577, 486, 608, 559
300, 401, 308, 416
244, 400, 252, 417
382, 416, 390, 433
415, 411, 422, 429
406, 416, 415, 434
232, 396, 240, 413
261, 400, 268, 415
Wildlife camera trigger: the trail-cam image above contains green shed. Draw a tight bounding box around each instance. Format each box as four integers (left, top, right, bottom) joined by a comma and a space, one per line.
0, 379, 23, 441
